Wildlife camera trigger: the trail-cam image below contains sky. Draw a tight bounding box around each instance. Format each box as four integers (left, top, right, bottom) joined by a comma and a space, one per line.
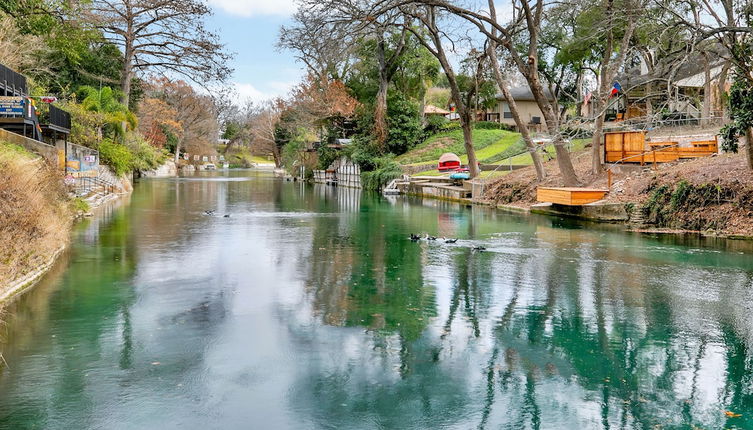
205, 0, 303, 104
202, 0, 517, 104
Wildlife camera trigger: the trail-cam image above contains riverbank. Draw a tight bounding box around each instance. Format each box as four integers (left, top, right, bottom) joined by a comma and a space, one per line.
0, 144, 71, 300
479, 145, 753, 237
0, 143, 132, 303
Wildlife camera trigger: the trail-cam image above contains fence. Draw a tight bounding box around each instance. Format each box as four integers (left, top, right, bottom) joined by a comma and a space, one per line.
312, 157, 362, 188
0, 64, 27, 96
42, 104, 71, 131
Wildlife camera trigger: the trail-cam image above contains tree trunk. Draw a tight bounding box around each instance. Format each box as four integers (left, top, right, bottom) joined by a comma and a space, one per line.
591, 111, 606, 173
121, 35, 134, 108
701, 52, 711, 126
374, 36, 389, 150
174, 141, 181, 164
591, 71, 611, 175
747, 127, 753, 170
438, 69, 479, 178
527, 73, 579, 186
487, 45, 545, 181
718, 63, 731, 122
374, 75, 389, 149
460, 114, 480, 178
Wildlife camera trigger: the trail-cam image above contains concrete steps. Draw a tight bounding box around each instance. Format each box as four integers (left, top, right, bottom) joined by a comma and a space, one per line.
628, 204, 648, 227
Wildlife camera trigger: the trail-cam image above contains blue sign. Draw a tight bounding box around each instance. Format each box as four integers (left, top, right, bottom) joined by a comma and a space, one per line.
0, 96, 24, 116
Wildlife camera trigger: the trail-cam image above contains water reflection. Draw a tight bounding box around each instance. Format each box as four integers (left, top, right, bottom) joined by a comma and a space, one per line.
0, 171, 752, 429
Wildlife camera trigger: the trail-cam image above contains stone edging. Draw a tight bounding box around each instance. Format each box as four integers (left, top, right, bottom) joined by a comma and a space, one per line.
0, 245, 66, 305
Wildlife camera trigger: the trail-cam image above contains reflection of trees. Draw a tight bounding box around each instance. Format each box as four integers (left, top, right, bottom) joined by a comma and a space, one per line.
0, 200, 139, 426
302, 188, 437, 346
290, 187, 753, 429
469, 234, 753, 429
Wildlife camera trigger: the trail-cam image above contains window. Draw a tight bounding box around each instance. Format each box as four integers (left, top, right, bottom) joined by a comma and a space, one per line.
532, 116, 541, 124
503, 111, 513, 119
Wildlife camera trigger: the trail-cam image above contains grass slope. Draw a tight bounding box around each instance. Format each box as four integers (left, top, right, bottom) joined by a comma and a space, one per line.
398, 129, 521, 165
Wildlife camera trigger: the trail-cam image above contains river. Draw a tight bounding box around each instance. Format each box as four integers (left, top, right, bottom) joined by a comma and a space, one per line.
1, 169, 753, 429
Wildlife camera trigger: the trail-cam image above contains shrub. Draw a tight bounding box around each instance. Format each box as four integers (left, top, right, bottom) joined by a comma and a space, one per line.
386, 93, 423, 155
126, 134, 168, 172
361, 156, 402, 191
439, 121, 462, 132
0, 143, 70, 284
70, 197, 90, 214
317, 144, 339, 170
97, 138, 133, 176
424, 114, 448, 135
474, 121, 514, 131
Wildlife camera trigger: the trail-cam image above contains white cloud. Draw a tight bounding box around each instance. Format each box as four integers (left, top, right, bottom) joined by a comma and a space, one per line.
208, 0, 297, 17
233, 82, 273, 103
231, 81, 296, 104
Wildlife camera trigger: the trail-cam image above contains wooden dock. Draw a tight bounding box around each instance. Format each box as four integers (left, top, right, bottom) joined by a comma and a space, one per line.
536, 187, 609, 206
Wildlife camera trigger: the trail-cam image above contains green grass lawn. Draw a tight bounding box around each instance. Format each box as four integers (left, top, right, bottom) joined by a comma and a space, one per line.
412, 168, 511, 179
410, 138, 591, 179
494, 138, 590, 165
397, 128, 521, 165
251, 155, 274, 164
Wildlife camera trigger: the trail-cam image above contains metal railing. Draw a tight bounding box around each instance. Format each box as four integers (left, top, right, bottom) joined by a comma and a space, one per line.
69, 176, 117, 196
0, 64, 27, 96
46, 104, 71, 130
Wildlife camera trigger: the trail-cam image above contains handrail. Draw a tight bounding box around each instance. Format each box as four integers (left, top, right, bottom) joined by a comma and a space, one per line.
69, 176, 118, 196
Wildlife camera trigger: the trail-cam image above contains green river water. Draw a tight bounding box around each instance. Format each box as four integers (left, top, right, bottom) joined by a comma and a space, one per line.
1, 170, 753, 429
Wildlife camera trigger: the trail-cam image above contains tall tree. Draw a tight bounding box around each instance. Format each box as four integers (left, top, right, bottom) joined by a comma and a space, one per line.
485, 0, 546, 181
83, 0, 232, 107
579, 0, 638, 174
296, 0, 411, 151
657, 0, 753, 168
403, 0, 582, 185
405, 6, 482, 178
149, 78, 219, 163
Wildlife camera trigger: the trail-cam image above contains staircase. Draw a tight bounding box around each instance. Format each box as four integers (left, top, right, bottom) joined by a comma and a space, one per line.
628, 204, 648, 227
70, 176, 118, 203
383, 178, 401, 195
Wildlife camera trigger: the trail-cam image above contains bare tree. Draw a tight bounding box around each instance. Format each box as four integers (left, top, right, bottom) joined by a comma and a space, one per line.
396, 0, 582, 185
587, 0, 638, 174
82, 0, 232, 107
278, 8, 356, 82
396, 6, 482, 177
247, 100, 285, 167
485, 0, 546, 181
150, 78, 219, 163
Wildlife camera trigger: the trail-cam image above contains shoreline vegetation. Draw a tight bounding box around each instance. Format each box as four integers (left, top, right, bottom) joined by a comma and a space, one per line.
0, 143, 71, 300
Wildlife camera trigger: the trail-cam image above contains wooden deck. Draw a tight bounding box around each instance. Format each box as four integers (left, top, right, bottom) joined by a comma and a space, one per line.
604, 131, 718, 164
536, 187, 609, 206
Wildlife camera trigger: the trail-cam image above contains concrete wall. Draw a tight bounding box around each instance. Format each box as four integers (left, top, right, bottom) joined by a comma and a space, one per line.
0, 128, 57, 163
98, 164, 132, 193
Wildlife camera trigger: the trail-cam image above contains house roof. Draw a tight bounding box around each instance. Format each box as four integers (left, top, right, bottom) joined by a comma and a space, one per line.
424, 104, 450, 115
438, 152, 461, 163
675, 65, 726, 88
615, 44, 730, 91
495, 86, 556, 102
